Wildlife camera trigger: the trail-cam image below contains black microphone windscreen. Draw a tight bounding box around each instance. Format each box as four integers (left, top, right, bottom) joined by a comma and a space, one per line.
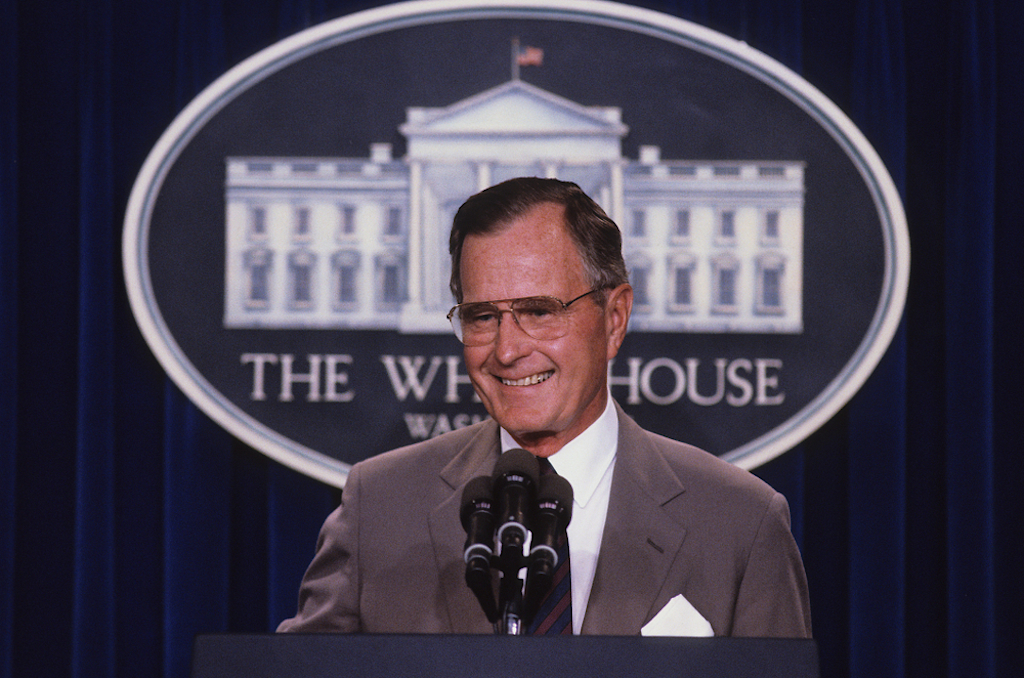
493, 448, 540, 486
537, 473, 574, 523
460, 475, 494, 530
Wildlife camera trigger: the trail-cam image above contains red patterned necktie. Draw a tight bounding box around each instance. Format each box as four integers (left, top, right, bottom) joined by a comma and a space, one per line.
527, 458, 572, 635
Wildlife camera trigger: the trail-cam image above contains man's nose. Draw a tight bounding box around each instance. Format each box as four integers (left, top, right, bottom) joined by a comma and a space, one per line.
493, 309, 534, 363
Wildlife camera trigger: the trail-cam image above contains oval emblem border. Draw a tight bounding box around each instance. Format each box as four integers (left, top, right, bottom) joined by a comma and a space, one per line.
123, 0, 910, 487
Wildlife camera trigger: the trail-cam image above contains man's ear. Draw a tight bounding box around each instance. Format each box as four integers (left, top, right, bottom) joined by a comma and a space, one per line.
605, 283, 633, 360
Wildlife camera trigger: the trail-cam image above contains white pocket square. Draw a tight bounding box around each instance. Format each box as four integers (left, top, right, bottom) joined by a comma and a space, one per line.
640, 594, 714, 637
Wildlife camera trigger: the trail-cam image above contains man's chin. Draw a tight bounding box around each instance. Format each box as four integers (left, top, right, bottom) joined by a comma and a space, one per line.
493, 412, 549, 438
499, 422, 567, 457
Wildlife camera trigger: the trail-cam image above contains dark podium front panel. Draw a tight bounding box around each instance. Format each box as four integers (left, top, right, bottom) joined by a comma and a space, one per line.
192, 633, 819, 678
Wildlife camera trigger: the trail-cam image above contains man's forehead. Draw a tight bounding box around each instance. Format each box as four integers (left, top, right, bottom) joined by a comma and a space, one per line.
489, 200, 566, 235
459, 208, 588, 301
464, 208, 575, 262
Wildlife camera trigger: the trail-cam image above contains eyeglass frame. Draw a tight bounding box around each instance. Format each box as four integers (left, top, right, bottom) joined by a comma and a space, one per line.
446, 288, 603, 346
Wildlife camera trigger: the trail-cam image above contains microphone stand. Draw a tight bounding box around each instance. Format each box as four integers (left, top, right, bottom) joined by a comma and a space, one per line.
495, 535, 528, 634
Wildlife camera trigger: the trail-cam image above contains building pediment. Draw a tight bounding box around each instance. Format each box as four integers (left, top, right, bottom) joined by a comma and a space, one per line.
400, 80, 629, 137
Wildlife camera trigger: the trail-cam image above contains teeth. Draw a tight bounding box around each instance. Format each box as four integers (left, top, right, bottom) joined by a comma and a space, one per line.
501, 371, 554, 387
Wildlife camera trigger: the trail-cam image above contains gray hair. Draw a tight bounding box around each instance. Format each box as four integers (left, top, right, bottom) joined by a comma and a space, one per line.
449, 177, 629, 303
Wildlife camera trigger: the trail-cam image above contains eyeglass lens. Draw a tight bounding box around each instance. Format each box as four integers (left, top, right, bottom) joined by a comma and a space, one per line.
454, 296, 567, 345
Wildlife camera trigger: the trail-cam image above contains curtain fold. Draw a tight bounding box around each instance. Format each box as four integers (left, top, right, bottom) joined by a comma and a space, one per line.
991, 0, 1024, 669
944, 1, 998, 676
73, 0, 117, 676
0, 1, 18, 675
846, 2, 909, 676
3, 1, 1020, 677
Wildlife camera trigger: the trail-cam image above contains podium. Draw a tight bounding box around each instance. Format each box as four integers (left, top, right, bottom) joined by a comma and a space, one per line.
191, 633, 819, 678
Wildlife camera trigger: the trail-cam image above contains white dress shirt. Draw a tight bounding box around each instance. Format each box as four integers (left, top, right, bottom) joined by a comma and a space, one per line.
500, 394, 618, 634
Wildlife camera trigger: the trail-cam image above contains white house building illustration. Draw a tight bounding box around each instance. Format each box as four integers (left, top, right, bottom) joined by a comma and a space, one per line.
224, 78, 805, 334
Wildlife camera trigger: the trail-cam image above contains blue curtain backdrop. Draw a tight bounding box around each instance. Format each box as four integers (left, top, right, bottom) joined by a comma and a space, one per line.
2, 0, 1021, 677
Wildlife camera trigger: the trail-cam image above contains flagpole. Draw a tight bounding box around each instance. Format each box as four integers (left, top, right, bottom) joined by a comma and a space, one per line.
511, 37, 520, 81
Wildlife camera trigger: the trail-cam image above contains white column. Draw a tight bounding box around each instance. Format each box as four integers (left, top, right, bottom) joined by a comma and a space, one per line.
407, 159, 423, 312
475, 161, 492, 191
610, 160, 625, 226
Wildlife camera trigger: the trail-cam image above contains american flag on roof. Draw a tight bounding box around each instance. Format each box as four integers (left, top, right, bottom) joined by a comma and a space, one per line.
517, 45, 544, 67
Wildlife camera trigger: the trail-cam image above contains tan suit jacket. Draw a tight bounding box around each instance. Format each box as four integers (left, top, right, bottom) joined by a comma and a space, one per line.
278, 403, 811, 637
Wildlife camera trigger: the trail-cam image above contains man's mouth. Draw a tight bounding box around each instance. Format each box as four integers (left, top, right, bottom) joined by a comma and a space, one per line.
500, 370, 554, 387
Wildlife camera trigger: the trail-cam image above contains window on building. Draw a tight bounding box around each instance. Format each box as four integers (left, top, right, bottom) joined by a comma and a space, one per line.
332, 251, 360, 310
763, 210, 780, 242
632, 268, 650, 308
250, 206, 267, 239
294, 206, 311, 240
669, 256, 696, 312
630, 209, 646, 238
376, 253, 406, 310
719, 210, 736, 240
338, 266, 357, 305
762, 268, 781, 307
674, 209, 691, 240
244, 249, 271, 309
755, 255, 786, 315
384, 206, 403, 237
718, 269, 736, 307
339, 204, 357, 237
711, 255, 739, 314
294, 267, 312, 306
627, 254, 652, 311
288, 251, 316, 309
382, 266, 400, 303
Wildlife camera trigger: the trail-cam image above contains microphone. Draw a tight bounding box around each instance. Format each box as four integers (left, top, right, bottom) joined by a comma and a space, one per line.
492, 448, 540, 633
492, 449, 540, 571
460, 475, 498, 623
523, 472, 574, 624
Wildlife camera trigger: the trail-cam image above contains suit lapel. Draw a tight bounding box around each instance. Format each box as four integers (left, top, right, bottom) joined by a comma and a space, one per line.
420, 409, 690, 635
581, 406, 688, 635
426, 421, 501, 633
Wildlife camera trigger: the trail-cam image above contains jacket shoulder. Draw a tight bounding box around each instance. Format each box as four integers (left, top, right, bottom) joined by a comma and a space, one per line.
621, 416, 783, 527
351, 417, 498, 486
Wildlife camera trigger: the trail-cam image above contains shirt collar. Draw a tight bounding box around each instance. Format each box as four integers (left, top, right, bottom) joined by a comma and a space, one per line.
499, 394, 618, 508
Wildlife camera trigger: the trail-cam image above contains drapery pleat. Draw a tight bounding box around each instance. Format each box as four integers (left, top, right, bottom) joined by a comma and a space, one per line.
846, 2, 908, 677
0, 3, 18, 677
3, 1, 1022, 677
991, 0, 1024, 670
945, 1, 998, 676
73, 2, 117, 678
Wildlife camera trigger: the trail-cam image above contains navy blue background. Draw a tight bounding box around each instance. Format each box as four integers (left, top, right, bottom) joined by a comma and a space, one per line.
2, 1, 1021, 678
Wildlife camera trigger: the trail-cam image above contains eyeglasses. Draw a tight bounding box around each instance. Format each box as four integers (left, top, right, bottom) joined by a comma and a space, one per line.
447, 289, 601, 346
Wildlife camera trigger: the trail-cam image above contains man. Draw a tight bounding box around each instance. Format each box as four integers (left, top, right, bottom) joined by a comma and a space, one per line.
278, 177, 811, 637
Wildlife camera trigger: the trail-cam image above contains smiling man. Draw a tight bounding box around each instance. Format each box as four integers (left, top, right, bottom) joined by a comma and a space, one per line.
278, 178, 811, 638
455, 199, 630, 459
